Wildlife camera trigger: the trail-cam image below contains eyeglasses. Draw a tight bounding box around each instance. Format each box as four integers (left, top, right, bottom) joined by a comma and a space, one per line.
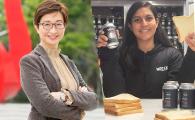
39, 22, 65, 30
131, 15, 155, 24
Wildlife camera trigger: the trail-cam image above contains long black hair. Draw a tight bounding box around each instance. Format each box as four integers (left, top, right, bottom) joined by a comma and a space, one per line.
119, 1, 171, 74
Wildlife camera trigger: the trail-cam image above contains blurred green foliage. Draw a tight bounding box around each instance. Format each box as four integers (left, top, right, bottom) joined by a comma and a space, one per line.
0, 0, 8, 48
0, 0, 102, 102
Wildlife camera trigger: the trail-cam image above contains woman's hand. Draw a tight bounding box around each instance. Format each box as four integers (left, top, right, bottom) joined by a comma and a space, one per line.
186, 32, 195, 51
50, 92, 64, 101
78, 86, 88, 92
96, 30, 120, 48
96, 33, 108, 48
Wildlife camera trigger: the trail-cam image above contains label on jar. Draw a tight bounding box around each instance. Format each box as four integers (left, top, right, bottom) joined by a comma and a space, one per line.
163, 89, 178, 109
180, 89, 195, 109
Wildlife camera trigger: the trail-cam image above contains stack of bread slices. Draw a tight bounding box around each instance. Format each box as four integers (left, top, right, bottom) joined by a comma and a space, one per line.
103, 93, 143, 116
154, 110, 195, 120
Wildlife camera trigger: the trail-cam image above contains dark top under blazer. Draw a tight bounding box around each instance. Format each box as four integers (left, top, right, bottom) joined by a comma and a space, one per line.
20, 45, 97, 120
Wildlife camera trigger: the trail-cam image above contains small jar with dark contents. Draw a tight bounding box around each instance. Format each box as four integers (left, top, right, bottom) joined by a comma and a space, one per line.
179, 83, 195, 109
162, 82, 178, 110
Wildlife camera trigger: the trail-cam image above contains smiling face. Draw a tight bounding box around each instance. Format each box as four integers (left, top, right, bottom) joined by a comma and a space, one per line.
35, 12, 65, 48
129, 7, 158, 43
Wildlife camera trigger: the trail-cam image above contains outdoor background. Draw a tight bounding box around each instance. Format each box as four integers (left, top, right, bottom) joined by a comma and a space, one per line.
0, 0, 102, 103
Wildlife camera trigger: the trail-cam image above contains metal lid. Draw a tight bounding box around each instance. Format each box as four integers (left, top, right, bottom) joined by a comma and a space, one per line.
163, 82, 178, 89
166, 81, 179, 87
102, 22, 115, 29
179, 83, 195, 89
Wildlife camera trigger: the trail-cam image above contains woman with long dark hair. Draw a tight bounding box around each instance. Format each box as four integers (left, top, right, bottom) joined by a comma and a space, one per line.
97, 1, 195, 98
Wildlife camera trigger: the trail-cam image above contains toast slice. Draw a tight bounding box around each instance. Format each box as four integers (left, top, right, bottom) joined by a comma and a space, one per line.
154, 115, 195, 120
104, 102, 141, 109
103, 93, 140, 104
172, 13, 194, 42
155, 110, 195, 120
104, 105, 142, 112
105, 108, 143, 116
